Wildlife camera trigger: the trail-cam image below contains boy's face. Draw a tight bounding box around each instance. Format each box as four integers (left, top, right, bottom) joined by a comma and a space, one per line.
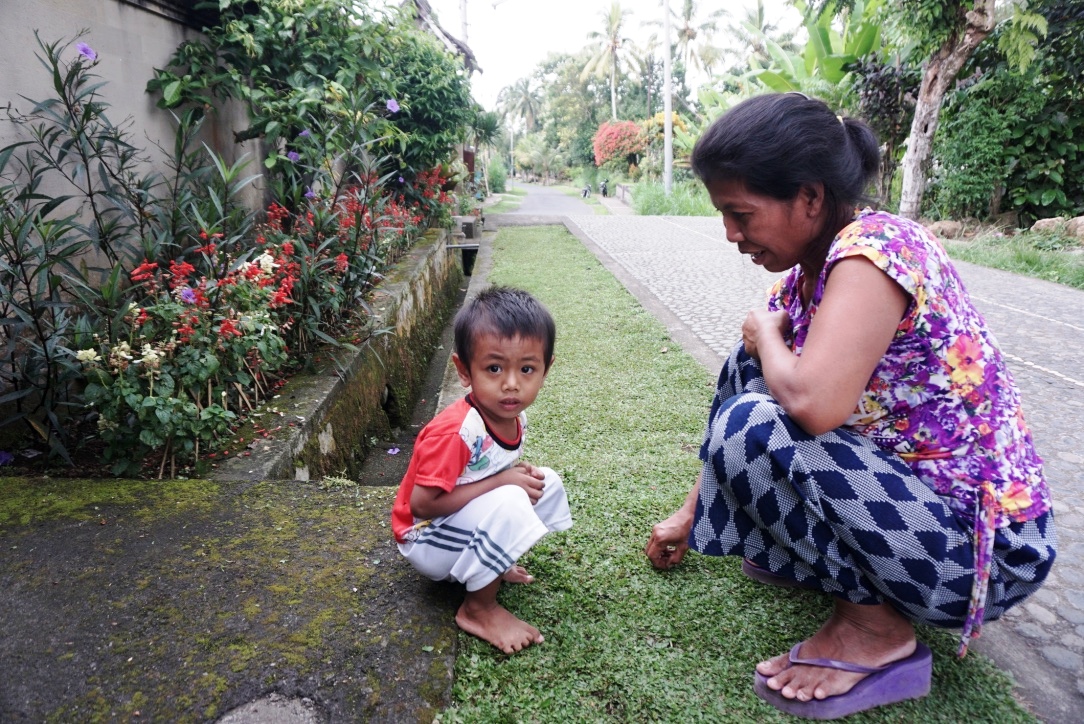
453, 333, 552, 432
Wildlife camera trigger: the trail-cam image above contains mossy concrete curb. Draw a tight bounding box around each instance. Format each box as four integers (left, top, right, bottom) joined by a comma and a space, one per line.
0, 230, 471, 722
213, 229, 463, 483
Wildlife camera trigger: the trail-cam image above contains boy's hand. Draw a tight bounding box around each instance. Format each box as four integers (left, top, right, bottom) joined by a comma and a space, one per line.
514, 462, 546, 480
502, 465, 545, 504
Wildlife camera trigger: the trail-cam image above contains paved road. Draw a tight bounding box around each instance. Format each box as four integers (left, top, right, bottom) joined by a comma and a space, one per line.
489, 190, 1084, 723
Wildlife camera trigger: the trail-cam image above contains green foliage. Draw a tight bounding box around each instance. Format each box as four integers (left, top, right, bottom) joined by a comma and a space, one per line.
382, 28, 473, 177
929, 3, 1084, 225
998, 5, 1049, 72
1, 33, 172, 461
631, 181, 716, 216
147, 0, 472, 204
487, 160, 507, 194
147, 0, 397, 156
927, 68, 1034, 220
748, 0, 884, 108
535, 52, 608, 169
945, 230, 1084, 290
2, 26, 455, 474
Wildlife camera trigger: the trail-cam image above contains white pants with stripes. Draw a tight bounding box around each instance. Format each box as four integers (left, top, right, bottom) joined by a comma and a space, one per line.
398, 467, 573, 591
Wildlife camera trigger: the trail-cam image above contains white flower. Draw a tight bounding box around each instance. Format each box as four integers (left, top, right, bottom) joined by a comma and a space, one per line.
256, 252, 277, 273
76, 349, 101, 363
140, 344, 162, 368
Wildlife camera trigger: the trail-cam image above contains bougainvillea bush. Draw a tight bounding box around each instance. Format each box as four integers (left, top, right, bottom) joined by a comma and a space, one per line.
592, 120, 647, 170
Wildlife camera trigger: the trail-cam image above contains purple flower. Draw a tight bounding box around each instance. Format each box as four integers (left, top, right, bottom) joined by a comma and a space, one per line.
398, 176, 405, 184
180, 287, 197, 304
387, 447, 400, 455
76, 42, 97, 62
304, 187, 316, 199
298, 129, 310, 137
286, 150, 300, 162
0, 450, 13, 466
386, 98, 400, 113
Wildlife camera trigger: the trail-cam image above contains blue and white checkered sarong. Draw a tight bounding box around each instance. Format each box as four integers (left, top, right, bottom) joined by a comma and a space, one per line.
690, 345, 1055, 630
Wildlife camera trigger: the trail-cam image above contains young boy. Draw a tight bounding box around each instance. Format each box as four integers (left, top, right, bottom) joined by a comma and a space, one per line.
392, 286, 572, 653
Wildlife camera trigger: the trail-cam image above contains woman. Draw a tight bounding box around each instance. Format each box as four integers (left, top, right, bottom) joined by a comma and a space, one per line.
644, 93, 1056, 720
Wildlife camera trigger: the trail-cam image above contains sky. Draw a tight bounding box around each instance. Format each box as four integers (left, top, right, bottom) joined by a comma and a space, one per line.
422, 0, 804, 110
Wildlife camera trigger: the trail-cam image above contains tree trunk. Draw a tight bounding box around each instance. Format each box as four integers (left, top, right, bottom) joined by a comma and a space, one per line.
898, 0, 996, 219
610, 64, 618, 119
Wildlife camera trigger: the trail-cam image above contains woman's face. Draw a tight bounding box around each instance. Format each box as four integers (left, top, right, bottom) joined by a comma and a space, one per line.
704, 178, 825, 274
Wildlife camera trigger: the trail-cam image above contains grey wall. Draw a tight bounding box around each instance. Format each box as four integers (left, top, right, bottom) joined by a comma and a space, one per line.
1, 0, 265, 209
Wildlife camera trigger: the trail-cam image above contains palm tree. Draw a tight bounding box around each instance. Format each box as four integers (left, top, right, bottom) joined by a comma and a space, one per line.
469, 109, 502, 195
719, 0, 801, 72
497, 78, 542, 133
648, 0, 728, 79
580, 1, 635, 120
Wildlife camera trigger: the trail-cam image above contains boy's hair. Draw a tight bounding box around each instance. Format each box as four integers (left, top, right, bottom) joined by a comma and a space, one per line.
454, 286, 556, 370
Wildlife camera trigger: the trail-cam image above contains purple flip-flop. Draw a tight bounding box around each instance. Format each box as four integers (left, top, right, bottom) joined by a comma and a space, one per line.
741, 558, 817, 590
754, 641, 932, 720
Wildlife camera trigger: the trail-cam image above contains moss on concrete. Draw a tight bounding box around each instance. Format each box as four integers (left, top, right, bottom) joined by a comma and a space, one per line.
1, 477, 456, 721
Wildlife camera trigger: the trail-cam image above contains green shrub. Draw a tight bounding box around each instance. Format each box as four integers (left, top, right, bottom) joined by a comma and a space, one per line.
488, 160, 507, 194
631, 181, 716, 216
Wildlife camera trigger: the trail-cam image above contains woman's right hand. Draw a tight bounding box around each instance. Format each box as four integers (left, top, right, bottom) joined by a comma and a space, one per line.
645, 514, 692, 570
742, 309, 792, 360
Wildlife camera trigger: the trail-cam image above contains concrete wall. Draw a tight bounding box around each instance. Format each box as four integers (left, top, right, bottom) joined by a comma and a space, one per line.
1, 0, 263, 206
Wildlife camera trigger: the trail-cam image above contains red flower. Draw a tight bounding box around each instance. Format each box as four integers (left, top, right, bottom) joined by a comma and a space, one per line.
270, 288, 293, 308
335, 253, 348, 273
131, 260, 158, 282
168, 260, 196, 289
218, 319, 242, 338
281, 241, 294, 256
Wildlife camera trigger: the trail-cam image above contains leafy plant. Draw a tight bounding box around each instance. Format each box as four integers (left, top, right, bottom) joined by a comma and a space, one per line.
0, 33, 160, 460
592, 120, 646, 170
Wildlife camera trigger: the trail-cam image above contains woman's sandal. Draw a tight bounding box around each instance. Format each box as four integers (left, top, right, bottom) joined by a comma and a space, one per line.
753, 641, 933, 720
741, 558, 818, 589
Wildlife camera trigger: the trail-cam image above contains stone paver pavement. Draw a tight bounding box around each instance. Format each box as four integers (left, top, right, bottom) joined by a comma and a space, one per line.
491, 195, 1083, 723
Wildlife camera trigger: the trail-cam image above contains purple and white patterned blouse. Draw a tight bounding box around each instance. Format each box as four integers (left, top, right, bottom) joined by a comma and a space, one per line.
766, 208, 1051, 653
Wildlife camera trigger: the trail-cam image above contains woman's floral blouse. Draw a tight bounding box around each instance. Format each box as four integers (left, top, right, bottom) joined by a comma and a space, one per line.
766, 208, 1052, 653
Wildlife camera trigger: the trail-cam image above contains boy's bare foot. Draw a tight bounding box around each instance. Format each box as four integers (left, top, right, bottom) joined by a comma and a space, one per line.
502, 564, 534, 584
756, 600, 915, 702
456, 597, 543, 654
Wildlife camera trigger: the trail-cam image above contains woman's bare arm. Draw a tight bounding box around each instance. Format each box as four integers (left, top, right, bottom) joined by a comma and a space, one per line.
749, 257, 908, 435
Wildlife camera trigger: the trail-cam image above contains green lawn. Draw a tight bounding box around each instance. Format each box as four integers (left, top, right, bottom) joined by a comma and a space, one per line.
485, 192, 525, 214
440, 225, 1035, 723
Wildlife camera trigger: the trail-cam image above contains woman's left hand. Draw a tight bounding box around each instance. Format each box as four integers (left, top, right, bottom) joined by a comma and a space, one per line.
742, 310, 791, 360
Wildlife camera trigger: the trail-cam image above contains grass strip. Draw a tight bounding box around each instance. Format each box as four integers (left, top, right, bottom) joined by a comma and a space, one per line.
486, 193, 524, 214
441, 225, 1035, 723
944, 235, 1084, 291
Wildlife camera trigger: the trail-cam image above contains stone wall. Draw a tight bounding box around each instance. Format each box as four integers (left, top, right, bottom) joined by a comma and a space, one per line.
213, 230, 463, 482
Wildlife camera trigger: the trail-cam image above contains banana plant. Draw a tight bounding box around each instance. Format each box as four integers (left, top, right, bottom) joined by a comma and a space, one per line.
751, 0, 884, 96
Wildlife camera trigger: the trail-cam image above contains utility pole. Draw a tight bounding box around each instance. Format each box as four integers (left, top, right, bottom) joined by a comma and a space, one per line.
460, 0, 469, 43
662, 0, 672, 195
